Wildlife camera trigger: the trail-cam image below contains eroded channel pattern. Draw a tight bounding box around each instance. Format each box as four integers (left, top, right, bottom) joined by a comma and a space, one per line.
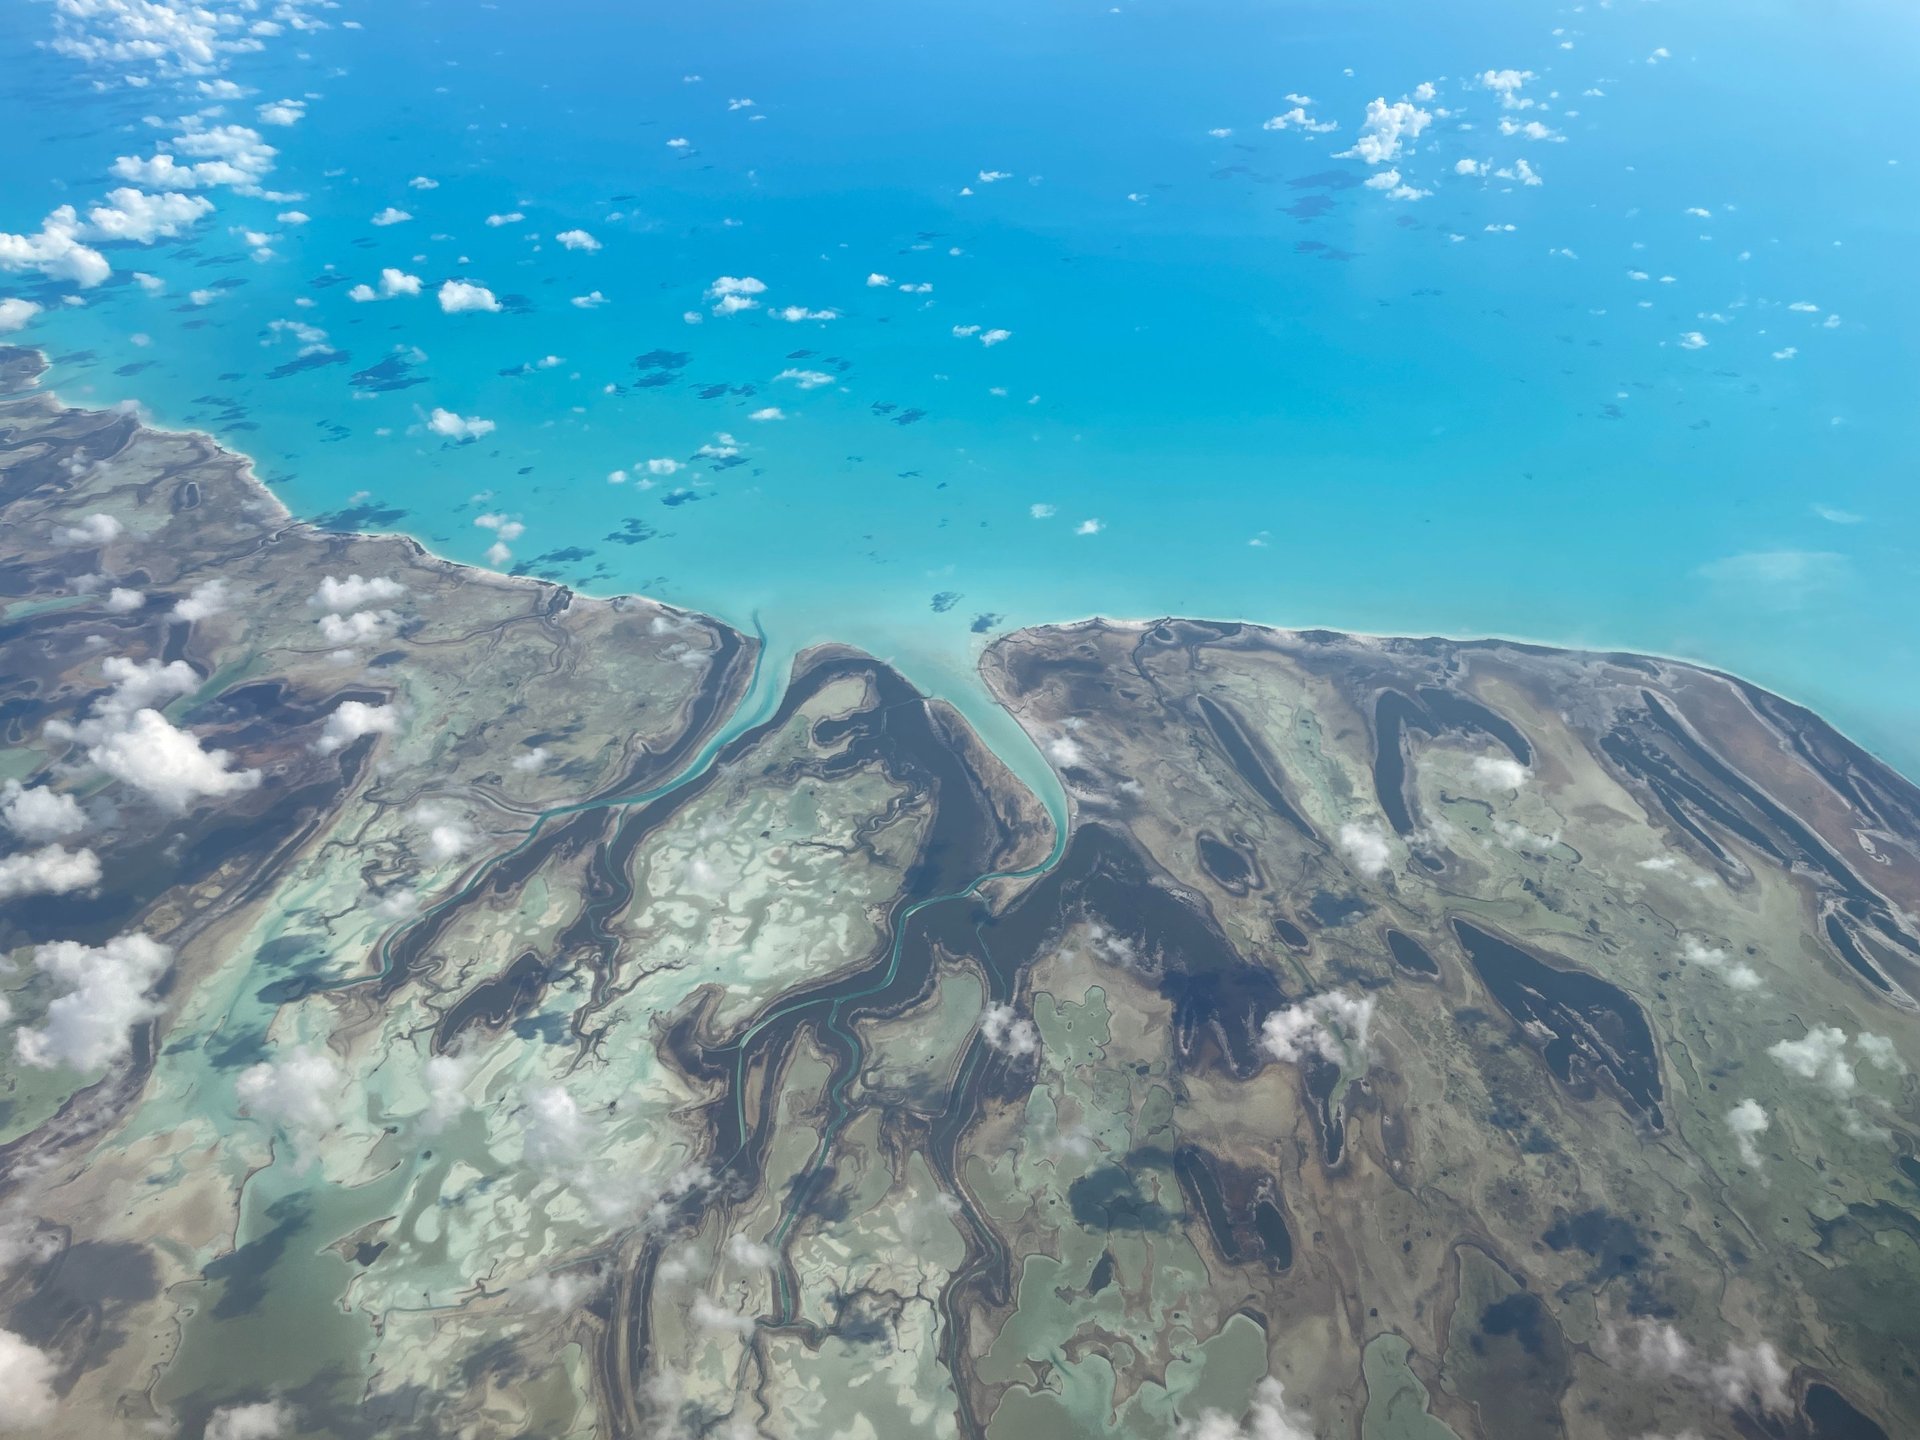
2, 357, 1918, 1440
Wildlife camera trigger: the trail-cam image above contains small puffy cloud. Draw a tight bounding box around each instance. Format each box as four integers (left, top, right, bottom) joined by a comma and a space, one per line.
1469, 755, 1528, 789
980, 1003, 1040, 1058
977, 169, 1012, 183
0, 207, 110, 287
1263, 108, 1337, 134
53, 512, 123, 548
314, 700, 401, 755
1074, 518, 1103, 535
427, 407, 495, 440
1338, 821, 1392, 878
726, 1234, 778, 1269
1769, 1024, 1855, 1097
370, 206, 412, 226
311, 574, 404, 613
105, 586, 145, 613
170, 578, 230, 622
1680, 937, 1761, 990
412, 801, 475, 861
0, 843, 102, 901
419, 1052, 474, 1132
1678, 331, 1708, 350
0, 298, 41, 334
15, 932, 171, 1072
520, 1083, 588, 1170
86, 707, 260, 811
866, 272, 891, 287
1, 781, 87, 843
1614, 1322, 1791, 1415
748, 406, 786, 422
570, 290, 608, 308
1176, 1378, 1315, 1440
1030, 503, 1056, 519
556, 228, 601, 251
237, 1047, 346, 1146
1261, 990, 1375, 1068
1725, 1098, 1769, 1167
774, 305, 838, 321
315, 609, 398, 647
350, 268, 422, 303
707, 275, 766, 315
1476, 68, 1536, 107
775, 368, 834, 390
409, 175, 439, 190
205, 1400, 293, 1440
485, 211, 525, 227
256, 97, 305, 126
1455, 158, 1486, 176
78, 188, 213, 244
438, 279, 500, 313
1498, 117, 1561, 141
0, 1330, 57, 1430
1339, 98, 1430, 165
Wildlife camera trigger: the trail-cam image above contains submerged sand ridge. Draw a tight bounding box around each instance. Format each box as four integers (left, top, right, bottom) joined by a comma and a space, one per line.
2, 347, 1918, 1440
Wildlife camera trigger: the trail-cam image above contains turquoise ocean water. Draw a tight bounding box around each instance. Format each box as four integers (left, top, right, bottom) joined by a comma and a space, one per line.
3, 0, 1917, 772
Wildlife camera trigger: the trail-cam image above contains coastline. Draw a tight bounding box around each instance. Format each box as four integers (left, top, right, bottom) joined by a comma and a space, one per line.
5, 339, 1912, 793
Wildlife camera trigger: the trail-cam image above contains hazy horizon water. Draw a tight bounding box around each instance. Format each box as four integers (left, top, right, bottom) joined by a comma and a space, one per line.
3, 0, 1917, 773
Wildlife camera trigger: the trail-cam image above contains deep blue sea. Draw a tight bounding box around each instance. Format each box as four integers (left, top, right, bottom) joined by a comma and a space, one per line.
4, 0, 1917, 771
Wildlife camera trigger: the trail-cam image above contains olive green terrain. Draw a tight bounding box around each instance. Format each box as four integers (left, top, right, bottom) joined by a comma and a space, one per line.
1, 348, 1916, 1440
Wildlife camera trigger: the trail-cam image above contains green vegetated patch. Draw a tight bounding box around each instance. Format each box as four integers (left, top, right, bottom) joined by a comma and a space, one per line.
1441, 1248, 1570, 1438
1362, 1333, 1461, 1440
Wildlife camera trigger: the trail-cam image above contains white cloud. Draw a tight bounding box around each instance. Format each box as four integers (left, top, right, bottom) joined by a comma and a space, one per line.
15, 932, 171, 1072
1455, 158, 1486, 176
53, 512, 120, 548
1476, 69, 1536, 108
1263, 108, 1337, 134
350, 267, 422, 303
0, 208, 110, 286
314, 700, 401, 754
85, 707, 260, 811
0, 843, 101, 901
412, 801, 475, 862
420, 1052, 474, 1133
980, 1003, 1041, 1057
1261, 990, 1375, 1068
556, 228, 601, 252
866, 272, 891, 287
748, 406, 786, 422
256, 97, 305, 126
237, 1047, 346, 1146
1468, 755, 1528, 789
1725, 1098, 1769, 1167
774, 305, 838, 322
1498, 118, 1561, 142
485, 211, 525, 228
570, 290, 608, 309
311, 574, 405, 613
1678, 331, 1708, 350
1769, 1024, 1856, 1097
105, 586, 145, 613
1338, 821, 1392, 877
427, 408, 495, 440
0, 1330, 57, 1430
316, 610, 396, 647
0, 298, 41, 334
438, 279, 500, 313
1074, 518, 1103, 535
775, 368, 835, 390
1339, 98, 1431, 165
707, 275, 766, 315
977, 169, 1012, 183
1, 781, 87, 843
205, 1400, 293, 1440
1177, 1378, 1316, 1440
1030, 503, 1056, 519
370, 207, 412, 226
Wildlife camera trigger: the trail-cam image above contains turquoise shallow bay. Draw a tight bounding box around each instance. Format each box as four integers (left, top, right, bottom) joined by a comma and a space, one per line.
2, 0, 1916, 770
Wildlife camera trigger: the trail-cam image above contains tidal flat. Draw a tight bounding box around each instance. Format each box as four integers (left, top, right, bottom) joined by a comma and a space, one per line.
2, 347, 1917, 1440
